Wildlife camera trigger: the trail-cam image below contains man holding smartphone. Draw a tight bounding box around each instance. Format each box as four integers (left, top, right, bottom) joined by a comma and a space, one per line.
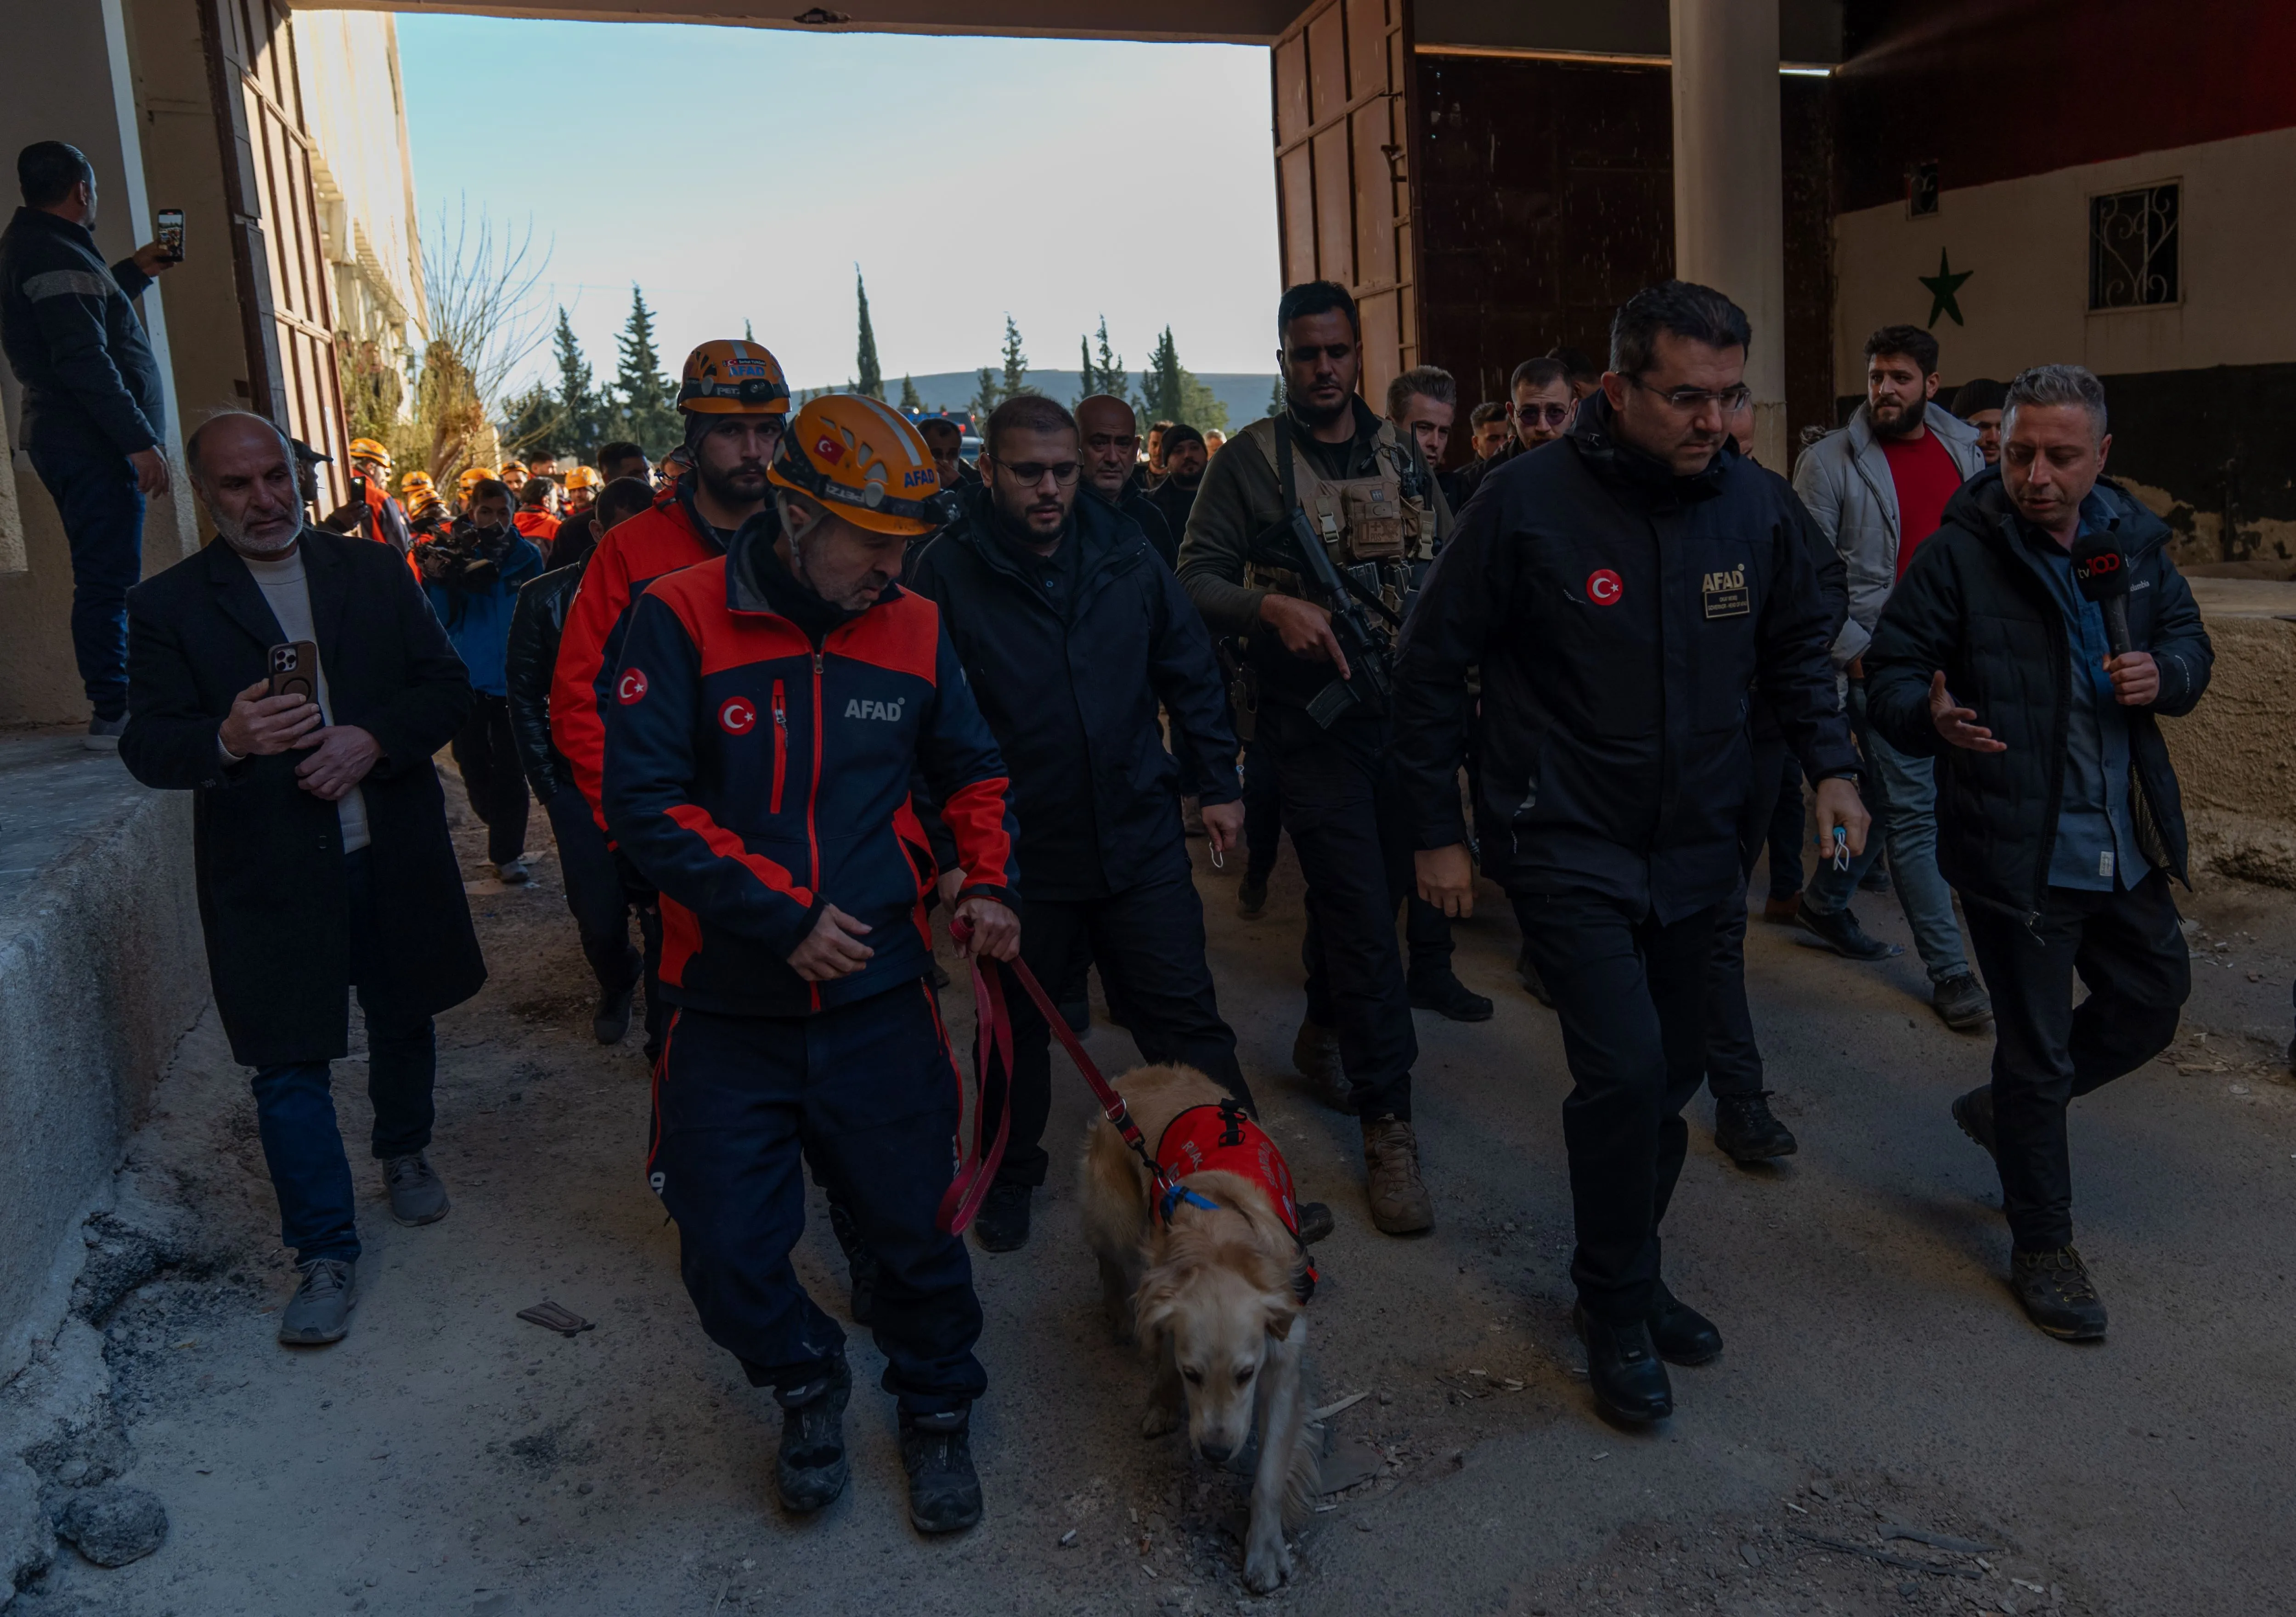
0, 142, 180, 749
121, 412, 484, 1348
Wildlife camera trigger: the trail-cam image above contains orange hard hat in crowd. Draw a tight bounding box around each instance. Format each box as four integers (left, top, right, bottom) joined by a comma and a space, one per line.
348, 437, 391, 469
457, 466, 494, 496
768, 393, 948, 538
562, 465, 601, 491
500, 461, 529, 486
678, 339, 791, 416
399, 469, 435, 496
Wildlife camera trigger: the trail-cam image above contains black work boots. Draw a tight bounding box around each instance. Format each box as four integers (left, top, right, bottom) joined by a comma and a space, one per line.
900, 1407, 984, 1533
1713, 1091, 1798, 1163
774, 1358, 852, 1512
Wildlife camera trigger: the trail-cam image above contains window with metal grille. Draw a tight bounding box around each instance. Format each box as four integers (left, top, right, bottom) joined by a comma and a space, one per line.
2088, 183, 2179, 310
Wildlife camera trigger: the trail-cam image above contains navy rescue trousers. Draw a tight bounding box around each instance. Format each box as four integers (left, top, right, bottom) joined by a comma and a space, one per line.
650, 981, 986, 1416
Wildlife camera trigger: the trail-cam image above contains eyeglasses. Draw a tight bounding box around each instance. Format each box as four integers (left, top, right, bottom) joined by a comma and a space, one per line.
992, 459, 1081, 487
1626, 377, 1754, 413
1284, 344, 1354, 364
1513, 402, 1574, 427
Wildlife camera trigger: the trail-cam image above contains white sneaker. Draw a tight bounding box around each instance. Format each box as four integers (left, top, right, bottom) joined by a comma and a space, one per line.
494, 858, 531, 884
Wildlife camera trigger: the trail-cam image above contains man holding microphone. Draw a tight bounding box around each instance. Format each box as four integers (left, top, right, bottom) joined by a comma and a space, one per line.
1865, 364, 2211, 1342
1394, 282, 1866, 1425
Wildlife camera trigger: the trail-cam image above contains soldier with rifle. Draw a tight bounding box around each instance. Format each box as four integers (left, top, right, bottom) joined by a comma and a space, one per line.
1177, 279, 1450, 1235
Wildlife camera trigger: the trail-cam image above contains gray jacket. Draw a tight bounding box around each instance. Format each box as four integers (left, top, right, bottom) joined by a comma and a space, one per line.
1791, 399, 1983, 668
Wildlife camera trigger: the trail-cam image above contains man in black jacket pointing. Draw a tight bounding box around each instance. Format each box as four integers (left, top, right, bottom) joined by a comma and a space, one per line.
1865, 364, 2211, 1344
1395, 282, 1867, 1426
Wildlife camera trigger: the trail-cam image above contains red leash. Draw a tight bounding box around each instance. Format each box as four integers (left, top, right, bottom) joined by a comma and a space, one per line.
938, 919, 1180, 1234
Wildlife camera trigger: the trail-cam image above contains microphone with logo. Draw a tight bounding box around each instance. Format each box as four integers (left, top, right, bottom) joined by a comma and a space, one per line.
2068, 530, 2132, 656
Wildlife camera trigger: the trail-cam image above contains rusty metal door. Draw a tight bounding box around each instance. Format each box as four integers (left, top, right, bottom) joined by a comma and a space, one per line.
201, 0, 349, 508
1270, 0, 1419, 408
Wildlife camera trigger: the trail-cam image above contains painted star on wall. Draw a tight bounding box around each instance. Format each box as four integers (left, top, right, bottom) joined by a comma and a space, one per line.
1920, 249, 1973, 328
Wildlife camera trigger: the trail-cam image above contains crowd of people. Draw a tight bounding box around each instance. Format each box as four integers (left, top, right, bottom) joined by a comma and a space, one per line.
5, 137, 2222, 1544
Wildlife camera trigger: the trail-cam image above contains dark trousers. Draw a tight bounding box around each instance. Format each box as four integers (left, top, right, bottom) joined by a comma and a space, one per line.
1961, 871, 2189, 1250
249, 848, 436, 1265
1705, 732, 1790, 1100
1766, 752, 1806, 900
650, 986, 985, 1414
990, 868, 1251, 1187
451, 694, 529, 865
543, 785, 664, 1047
1261, 702, 1418, 1120
1519, 887, 1719, 1323
28, 426, 144, 722
1241, 736, 1283, 885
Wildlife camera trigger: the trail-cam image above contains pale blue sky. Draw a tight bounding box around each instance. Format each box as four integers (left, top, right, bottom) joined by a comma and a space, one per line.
393, 15, 1283, 396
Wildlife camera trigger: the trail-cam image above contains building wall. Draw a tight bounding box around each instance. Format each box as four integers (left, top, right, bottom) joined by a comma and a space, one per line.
1410, 53, 1834, 461
1830, 0, 2296, 573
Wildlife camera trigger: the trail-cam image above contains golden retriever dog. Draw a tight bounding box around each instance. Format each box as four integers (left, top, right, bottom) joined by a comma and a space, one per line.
1078, 1064, 1318, 1594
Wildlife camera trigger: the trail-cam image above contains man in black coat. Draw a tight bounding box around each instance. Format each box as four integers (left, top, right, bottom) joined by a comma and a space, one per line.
121, 413, 485, 1347
1865, 365, 2211, 1343
1395, 282, 1867, 1425
905, 394, 1251, 1253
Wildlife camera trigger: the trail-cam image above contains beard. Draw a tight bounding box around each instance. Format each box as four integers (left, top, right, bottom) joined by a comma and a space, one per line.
1870, 398, 1925, 440
1289, 389, 1349, 429
696, 457, 766, 510
214, 507, 299, 557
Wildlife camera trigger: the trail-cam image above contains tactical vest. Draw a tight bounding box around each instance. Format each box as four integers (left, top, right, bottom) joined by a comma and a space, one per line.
1237, 413, 1435, 622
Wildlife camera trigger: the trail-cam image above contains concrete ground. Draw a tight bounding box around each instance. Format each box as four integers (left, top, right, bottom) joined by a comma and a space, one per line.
14, 787, 2296, 1617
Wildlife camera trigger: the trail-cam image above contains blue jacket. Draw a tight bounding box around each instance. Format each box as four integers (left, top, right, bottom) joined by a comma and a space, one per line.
423, 531, 544, 696
602, 513, 1017, 1018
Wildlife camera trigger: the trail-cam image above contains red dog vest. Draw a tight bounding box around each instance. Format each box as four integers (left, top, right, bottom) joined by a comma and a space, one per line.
1155, 1102, 1317, 1305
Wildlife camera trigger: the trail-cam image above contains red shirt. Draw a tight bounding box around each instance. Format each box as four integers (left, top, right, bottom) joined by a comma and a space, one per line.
1879, 428, 1962, 580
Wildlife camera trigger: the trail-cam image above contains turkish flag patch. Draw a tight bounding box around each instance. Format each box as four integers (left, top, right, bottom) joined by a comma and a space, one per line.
617, 667, 649, 704
719, 696, 757, 735
1586, 568, 1623, 606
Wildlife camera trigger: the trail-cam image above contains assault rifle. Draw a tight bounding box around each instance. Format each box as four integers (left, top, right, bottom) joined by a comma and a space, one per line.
1275, 507, 1400, 728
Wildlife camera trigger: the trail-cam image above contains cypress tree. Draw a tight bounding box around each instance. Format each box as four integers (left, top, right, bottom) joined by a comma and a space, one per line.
854, 267, 884, 400
612, 285, 681, 455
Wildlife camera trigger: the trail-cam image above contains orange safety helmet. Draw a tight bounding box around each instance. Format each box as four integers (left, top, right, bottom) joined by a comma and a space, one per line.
499, 460, 529, 486
404, 486, 442, 519
399, 469, 435, 497
348, 437, 392, 470
561, 464, 601, 491
768, 394, 949, 538
457, 465, 495, 498
678, 339, 791, 415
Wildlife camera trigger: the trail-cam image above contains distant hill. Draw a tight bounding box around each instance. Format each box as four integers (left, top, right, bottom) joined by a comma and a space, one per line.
796, 369, 1281, 432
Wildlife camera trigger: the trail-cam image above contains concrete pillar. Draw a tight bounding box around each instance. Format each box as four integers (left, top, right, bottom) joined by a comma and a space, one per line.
1669, 0, 1787, 470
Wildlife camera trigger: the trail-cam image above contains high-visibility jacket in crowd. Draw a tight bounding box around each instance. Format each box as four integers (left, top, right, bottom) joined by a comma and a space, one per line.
551, 487, 723, 828
513, 508, 560, 546
601, 518, 1017, 1017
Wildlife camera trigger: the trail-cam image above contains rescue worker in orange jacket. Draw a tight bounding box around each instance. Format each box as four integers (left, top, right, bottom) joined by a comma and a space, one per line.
602, 395, 1020, 1534
320, 437, 412, 554
552, 339, 789, 830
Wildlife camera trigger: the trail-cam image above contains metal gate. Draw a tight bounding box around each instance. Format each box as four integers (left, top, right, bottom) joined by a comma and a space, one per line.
1270, 0, 1420, 407
201, 0, 349, 508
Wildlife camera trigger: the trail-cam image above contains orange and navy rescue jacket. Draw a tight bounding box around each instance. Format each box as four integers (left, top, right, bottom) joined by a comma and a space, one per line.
601, 517, 1018, 1018
552, 487, 723, 828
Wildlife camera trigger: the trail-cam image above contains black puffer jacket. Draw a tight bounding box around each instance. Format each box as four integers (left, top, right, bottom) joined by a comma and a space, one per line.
1391, 394, 1857, 923
904, 483, 1238, 901
506, 559, 586, 800
1865, 471, 2212, 917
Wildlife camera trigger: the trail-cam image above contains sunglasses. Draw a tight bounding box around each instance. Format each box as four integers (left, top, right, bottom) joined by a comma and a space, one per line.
993, 460, 1081, 487
1514, 402, 1574, 426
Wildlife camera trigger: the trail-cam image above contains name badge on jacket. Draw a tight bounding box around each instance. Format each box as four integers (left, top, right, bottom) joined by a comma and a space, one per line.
1702, 565, 1750, 619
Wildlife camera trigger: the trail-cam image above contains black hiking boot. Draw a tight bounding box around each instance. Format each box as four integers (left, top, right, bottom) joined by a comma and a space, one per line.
775, 1357, 851, 1512
1572, 1309, 1674, 1425
1713, 1091, 1798, 1163
1407, 967, 1494, 1023
1647, 1281, 1723, 1366
1294, 1201, 1335, 1245
2010, 1247, 2107, 1341
900, 1407, 983, 1533
1951, 1085, 1997, 1160
1237, 874, 1269, 918
973, 1182, 1032, 1253
1517, 946, 1554, 1007
1794, 897, 1895, 961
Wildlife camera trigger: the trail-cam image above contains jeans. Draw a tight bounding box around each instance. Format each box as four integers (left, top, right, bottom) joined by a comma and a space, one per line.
543, 784, 662, 1047
651, 987, 986, 1414
1805, 680, 1971, 984
451, 693, 530, 865
27, 424, 144, 722
1261, 702, 1419, 1121
249, 848, 437, 1264
1518, 887, 1718, 1323
1961, 871, 2189, 1250
986, 868, 1252, 1188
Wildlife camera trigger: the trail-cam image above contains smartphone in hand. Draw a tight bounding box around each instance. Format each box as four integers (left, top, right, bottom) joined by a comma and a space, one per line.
155, 208, 185, 263
267, 641, 318, 704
